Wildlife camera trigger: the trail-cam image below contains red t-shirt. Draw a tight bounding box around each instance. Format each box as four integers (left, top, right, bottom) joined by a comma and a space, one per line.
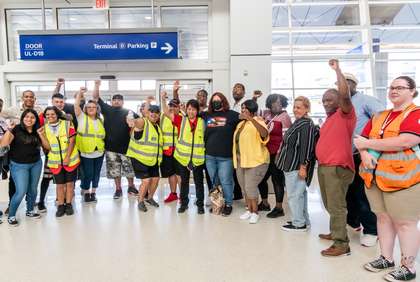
362, 108, 420, 138
49, 125, 79, 175
164, 115, 197, 156
316, 107, 357, 171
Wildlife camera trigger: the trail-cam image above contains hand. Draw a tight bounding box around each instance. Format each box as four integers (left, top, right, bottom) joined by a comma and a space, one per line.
37, 126, 45, 136
160, 91, 168, 100
180, 103, 186, 113
253, 90, 263, 100
63, 156, 70, 166
353, 135, 369, 150
173, 80, 181, 92
126, 117, 135, 128
329, 59, 340, 71
146, 96, 155, 104
56, 78, 65, 85
239, 112, 252, 121
7, 120, 15, 130
360, 151, 377, 170
298, 165, 307, 179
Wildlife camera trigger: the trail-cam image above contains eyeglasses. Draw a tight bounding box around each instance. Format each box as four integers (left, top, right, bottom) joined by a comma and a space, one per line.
389, 86, 412, 91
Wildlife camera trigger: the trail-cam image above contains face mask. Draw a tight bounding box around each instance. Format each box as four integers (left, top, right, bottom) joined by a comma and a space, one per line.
212, 101, 222, 110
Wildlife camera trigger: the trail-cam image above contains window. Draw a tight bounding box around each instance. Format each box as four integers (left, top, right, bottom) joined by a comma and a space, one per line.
161, 6, 209, 59
58, 8, 108, 29
6, 9, 54, 61
291, 5, 360, 27
118, 80, 141, 91
110, 7, 157, 28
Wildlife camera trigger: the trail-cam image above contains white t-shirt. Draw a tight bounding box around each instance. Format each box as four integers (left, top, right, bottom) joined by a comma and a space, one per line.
77, 112, 104, 159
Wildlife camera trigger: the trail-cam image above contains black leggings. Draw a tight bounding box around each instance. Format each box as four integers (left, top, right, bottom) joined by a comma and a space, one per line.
258, 154, 285, 203
39, 177, 52, 205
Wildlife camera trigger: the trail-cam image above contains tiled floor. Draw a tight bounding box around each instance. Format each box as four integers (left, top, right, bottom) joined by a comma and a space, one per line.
0, 177, 418, 282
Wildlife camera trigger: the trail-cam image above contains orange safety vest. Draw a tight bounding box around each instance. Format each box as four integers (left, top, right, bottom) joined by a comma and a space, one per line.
359, 104, 420, 192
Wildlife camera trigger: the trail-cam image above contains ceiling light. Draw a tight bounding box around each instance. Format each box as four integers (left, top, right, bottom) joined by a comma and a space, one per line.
144, 16, 152, 20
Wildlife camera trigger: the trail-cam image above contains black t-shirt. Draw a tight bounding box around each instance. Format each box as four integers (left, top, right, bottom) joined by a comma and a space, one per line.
63, 102, 84, 129
203, 110, 240, 158
98, 98, 139, 154
9, 126, 41, 164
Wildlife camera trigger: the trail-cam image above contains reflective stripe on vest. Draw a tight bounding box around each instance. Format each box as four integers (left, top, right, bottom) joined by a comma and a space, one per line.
359, 104, 420, 191
126, 118, 163, 166
174, 117, 205, 167
76, 115, 105, 153
160, 114, 178, 151
45, 120, 80, 169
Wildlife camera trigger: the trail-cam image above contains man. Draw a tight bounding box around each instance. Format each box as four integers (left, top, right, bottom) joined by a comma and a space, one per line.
316, 59, 356, 257
344, 73, 384, 247
92, 80, 138, 199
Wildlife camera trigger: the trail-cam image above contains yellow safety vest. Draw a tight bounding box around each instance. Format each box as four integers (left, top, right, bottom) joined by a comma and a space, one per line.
45, 120, 80, 168
174, 117, 205, 167
126, 118, 163, 166
76, 114, 105, 154
160, 114, 178, 151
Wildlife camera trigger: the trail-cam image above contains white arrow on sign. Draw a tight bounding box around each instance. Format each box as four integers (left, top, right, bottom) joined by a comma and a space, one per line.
161, 43, 173, 54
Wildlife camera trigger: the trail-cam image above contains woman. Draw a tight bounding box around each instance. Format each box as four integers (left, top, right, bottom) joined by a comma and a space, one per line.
161, 92, 206, 214
354, 76, 420, 282
0, 109, 49, 226
126, 104, 163, 212
204, 92, 239, 216
43, 106, 80, 217
74, 88, 105, 203
257, 94, 292, 218
233, 99, 270, 224
276, 96, 318, 231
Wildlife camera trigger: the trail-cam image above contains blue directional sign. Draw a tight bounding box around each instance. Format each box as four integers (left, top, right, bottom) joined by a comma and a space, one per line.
19, 29, 178, 60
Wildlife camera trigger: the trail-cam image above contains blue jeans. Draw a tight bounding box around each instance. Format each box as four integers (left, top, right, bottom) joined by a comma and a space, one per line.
285, 170, 310, 227
205, 155, 234, 205
80, 155, 104, 190
9, 159, 42, 217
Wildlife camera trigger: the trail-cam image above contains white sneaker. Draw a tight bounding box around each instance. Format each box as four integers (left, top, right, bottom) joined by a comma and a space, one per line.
249, 213, 259, 224
240, 211, 251, 220
360, 233, 378, 247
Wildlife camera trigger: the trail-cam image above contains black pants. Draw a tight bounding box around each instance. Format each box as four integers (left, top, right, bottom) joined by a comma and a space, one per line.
178, 161, 205, 207
233, 169, 243, 200
346, 153, 377, 235
8, 175, 15, 201
39, 177, 52, 205
204, 165, 212, 191
258, 154, 285, 203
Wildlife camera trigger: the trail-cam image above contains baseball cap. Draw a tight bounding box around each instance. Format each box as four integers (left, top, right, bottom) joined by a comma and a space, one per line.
112, 94, 124, 100
149, 105, 161, 113
343, 73, 359, 85
168, 98, 180, 107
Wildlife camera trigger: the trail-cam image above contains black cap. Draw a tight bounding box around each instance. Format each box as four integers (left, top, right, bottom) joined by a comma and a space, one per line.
149, 105, 160, 113
168, 98, 180, 107
112, 94, 124, 100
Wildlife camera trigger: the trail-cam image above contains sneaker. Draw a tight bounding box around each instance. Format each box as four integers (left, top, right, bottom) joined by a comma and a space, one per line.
249, 213, 259, 224
0, 218, 2, 224
90, 193, 98, 203
221, 205, 233, 217
197, 206, 205, 214
65, 204, 74, 216
384, 266, 416, 282
240, 211, 252, 220
281, 223, 307, 232
7, 217, 18, 226
257, 202, 271, 211
37, 202, 47, 213
26, 211, 41, 219
84, 193, 92, 203
138, 201, 147, 212
360, 233, 378, 247
56, 205, 66, 217
127, 186, 139, 196
267, 207, 285, 218
348, 224, 362, 232
318, 233, 333, 240
364, 256, 395, 273
287, 221, 311, 229
146, 198, 159, 208
0, 210, 3, 217
321, 245, 351, 257
164, 193, 178, 203
178, 205, 188, 213
113, 189, 122, 200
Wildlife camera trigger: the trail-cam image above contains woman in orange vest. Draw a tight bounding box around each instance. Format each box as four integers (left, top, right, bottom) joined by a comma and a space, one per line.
354, 76, 420, 282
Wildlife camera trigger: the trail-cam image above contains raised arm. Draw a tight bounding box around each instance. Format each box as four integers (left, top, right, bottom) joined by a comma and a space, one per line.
92, 80, 100, 101
173, 80, 180, 101
160, 91, 175, 121
53, 78, 65, 95
74, 87, 86, 118
329, 59, 352, 114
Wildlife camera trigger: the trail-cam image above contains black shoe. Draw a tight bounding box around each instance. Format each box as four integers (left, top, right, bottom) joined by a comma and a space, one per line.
7, 217, 18, 226
364, 255, 395, 273
146, 198, 159, 207
178, 206, 188, 213
0, 210, 3, 217
281, 224, 307, 232
113, 189, 122, 199
56, 205, 66, 217
128, 186, 139, 196
26, 211, 41, 219
84, 193, 92, 203
138, 201, 147, 212
384, 265, 416, 281
65, 204, 74, 216
197, 206, 205, 214
267, 207, 285, 218
221, 205, 233, 216
37, 202, 47, 213
90, 193, 97, 203
258, 201, 271, 211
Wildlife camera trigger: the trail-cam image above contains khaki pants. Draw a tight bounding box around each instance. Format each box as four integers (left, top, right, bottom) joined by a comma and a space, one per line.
318, 165, 354, 247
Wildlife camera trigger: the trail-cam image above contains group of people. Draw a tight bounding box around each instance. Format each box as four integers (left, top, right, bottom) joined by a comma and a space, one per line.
0, 59, 418, 282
